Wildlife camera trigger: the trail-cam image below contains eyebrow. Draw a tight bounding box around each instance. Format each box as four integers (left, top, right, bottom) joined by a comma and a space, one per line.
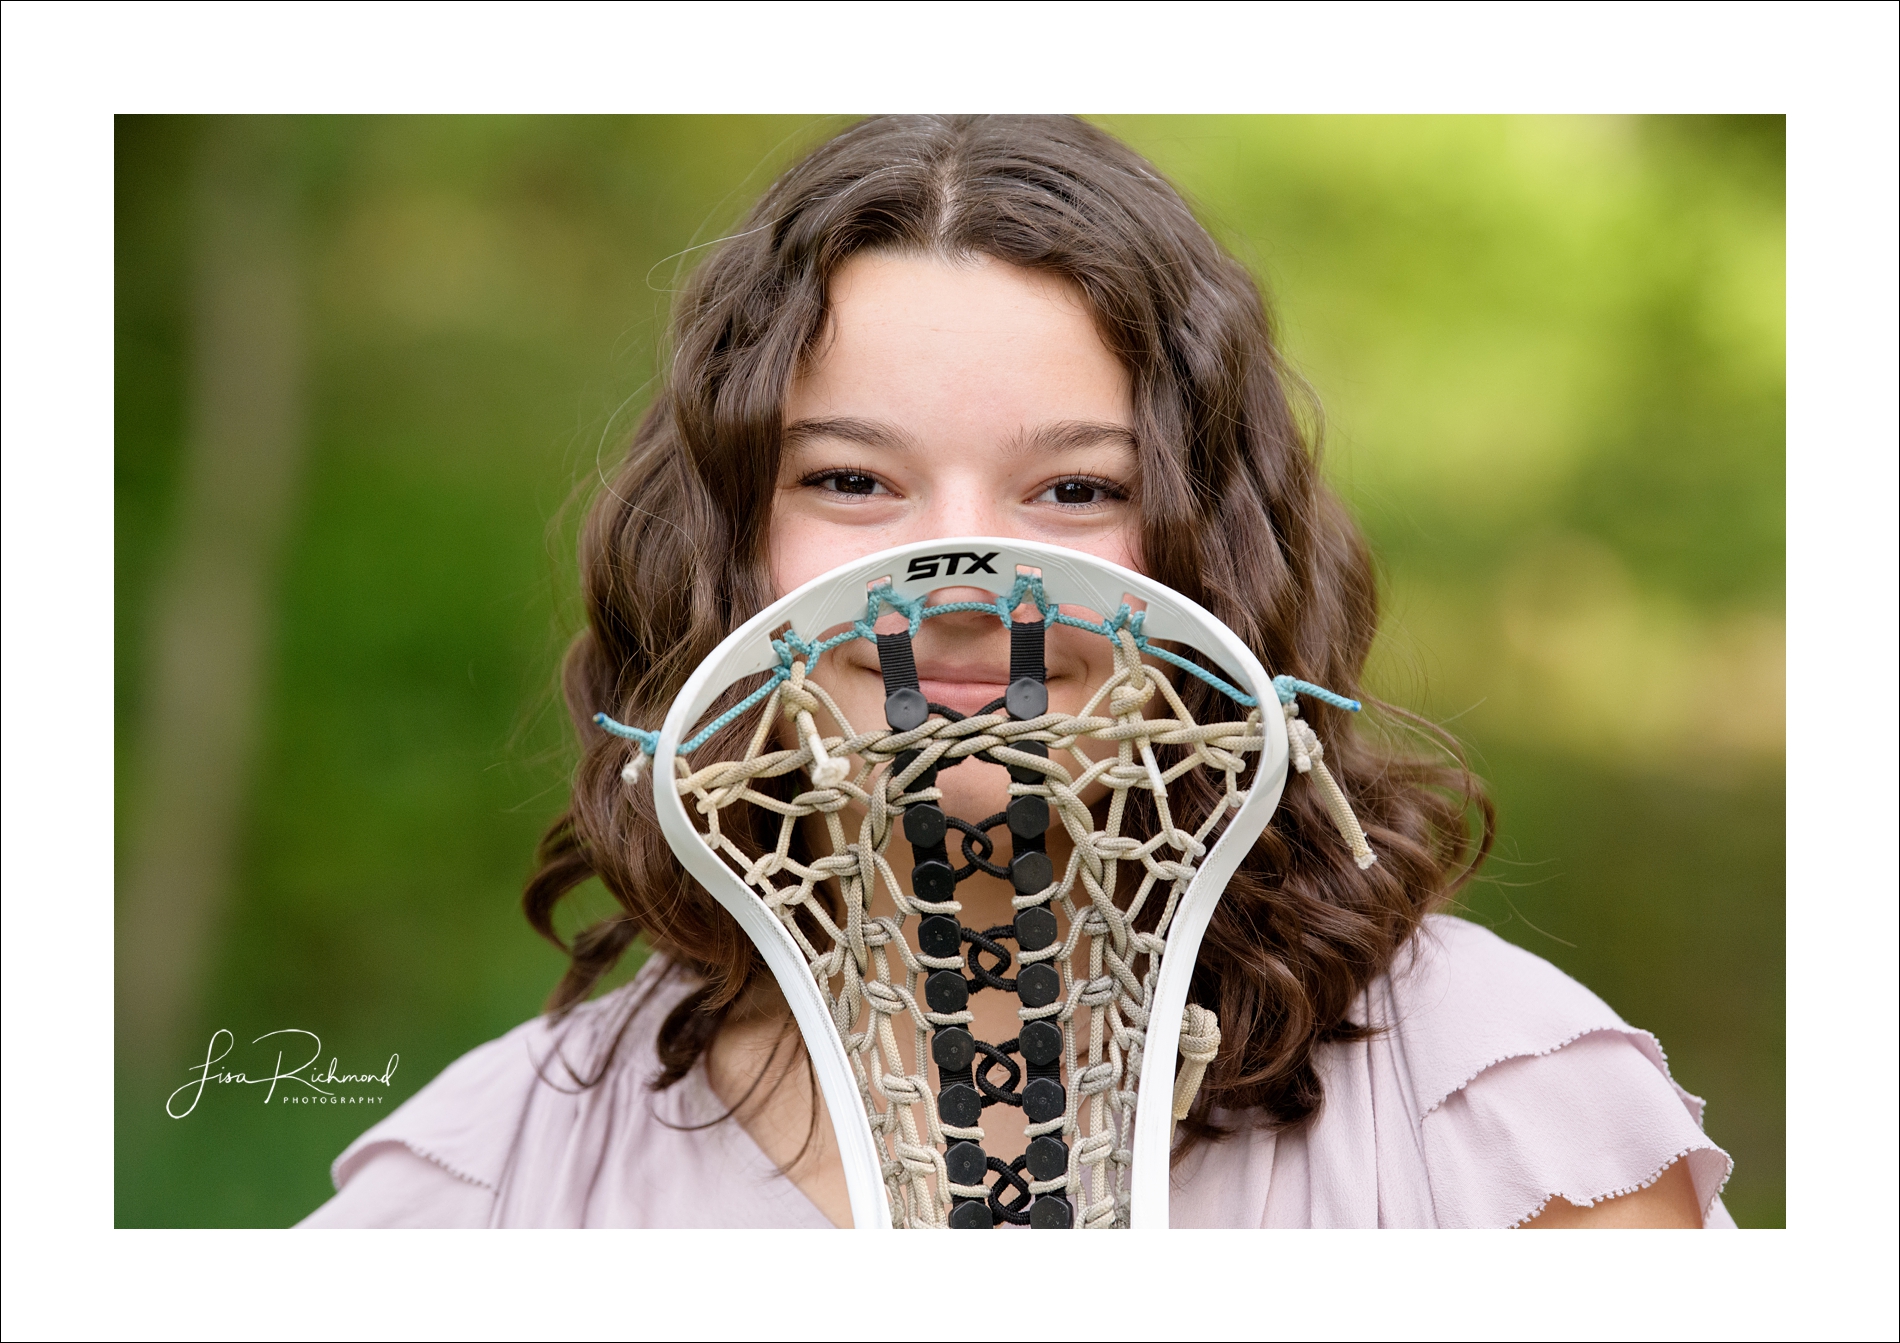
782, 416, 1136, 458
781, 417, 918, 454
1006, 420, 1139, 459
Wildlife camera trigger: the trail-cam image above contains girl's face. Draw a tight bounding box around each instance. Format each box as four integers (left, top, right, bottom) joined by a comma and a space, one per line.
771, 251, 1143, 821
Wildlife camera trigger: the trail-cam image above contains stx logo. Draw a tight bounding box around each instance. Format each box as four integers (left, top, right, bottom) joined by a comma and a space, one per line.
905, 551, 999, 581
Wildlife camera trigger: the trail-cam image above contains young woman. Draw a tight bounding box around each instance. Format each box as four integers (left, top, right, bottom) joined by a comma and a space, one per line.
303, 115, 1732, 1229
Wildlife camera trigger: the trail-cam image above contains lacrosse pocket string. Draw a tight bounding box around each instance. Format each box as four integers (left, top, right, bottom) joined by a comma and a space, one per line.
623, 538, 1385, 1229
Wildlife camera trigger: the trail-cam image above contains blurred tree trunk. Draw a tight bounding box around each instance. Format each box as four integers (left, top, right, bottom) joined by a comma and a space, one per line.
117, 117, 305, 1075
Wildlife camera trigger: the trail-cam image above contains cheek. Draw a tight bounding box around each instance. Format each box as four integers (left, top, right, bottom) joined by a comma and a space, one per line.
1062, 516, 1145, 578
767, 506, 833, 599
1045, 624, 1116, 712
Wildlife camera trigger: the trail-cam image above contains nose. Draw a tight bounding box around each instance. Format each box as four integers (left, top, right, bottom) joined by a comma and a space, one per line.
905, 465, 1011, 544
907, 476, 1037, 612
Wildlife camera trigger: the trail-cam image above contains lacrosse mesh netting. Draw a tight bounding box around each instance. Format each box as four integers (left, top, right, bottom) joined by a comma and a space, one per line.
603, 566, 1369, 1229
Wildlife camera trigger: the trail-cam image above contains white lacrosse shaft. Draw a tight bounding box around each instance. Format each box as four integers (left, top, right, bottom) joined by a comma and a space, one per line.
652, 537, 1289, 1230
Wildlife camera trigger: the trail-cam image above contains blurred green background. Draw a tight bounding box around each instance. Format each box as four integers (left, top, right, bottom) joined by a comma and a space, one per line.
114, 115, 1784, 1227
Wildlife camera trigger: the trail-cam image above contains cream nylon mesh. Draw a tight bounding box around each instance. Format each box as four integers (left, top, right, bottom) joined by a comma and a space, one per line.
670, 613, 1266, 1229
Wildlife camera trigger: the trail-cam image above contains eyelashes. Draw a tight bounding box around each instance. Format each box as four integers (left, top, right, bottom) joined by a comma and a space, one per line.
799, 467, 889, 497
1035, 475, 1129, 507
795, 467, 1131, 509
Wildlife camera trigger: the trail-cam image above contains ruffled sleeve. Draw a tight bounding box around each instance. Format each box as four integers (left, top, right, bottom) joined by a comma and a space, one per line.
1170, 914, 1736, 1228
299, 956, 834, 1229
1389, 916, 1735, 1228
299, 1144, 494, 1228
297, 1018, 544, 1227
1422, 1030, 1735, 1226
328, 1025, 540, 1196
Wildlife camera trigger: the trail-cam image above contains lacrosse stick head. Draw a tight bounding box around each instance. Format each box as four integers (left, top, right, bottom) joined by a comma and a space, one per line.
646, 537, 1289, 1230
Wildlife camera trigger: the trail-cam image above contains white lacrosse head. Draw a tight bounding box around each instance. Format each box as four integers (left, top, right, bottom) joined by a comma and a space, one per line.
648, 537, 1289, 1230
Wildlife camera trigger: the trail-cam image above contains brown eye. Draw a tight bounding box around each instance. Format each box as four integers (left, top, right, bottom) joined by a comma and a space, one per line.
819, 471, 883, 496
1038, 477, 1123, 506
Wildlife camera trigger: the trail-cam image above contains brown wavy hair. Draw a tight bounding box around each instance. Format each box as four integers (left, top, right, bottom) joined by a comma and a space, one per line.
524, 114, 1492, 1135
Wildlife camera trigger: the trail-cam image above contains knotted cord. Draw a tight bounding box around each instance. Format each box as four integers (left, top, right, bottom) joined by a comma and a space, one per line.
604, 576, 1377, 1227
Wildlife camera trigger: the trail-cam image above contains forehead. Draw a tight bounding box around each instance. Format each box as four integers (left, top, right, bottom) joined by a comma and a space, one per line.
786, 252, 1133, 432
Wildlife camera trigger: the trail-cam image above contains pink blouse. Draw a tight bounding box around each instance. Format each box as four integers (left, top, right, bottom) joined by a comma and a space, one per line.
300, 915, 1735, 1229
